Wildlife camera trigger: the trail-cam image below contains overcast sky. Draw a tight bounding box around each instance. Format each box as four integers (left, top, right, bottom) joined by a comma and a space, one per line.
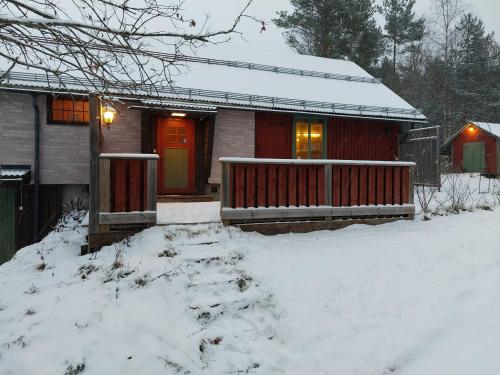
186, 0, 500, 53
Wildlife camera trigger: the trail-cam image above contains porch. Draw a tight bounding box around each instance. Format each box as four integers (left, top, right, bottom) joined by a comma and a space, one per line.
84, 153, 415, 251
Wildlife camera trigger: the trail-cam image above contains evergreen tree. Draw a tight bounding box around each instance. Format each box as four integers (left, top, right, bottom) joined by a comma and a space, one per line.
273, 0, 383, 70
381, 0, 425, 74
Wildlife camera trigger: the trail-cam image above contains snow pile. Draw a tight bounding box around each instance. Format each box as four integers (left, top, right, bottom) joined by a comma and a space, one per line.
2, 174, 500, 374
0, 214, 282, 374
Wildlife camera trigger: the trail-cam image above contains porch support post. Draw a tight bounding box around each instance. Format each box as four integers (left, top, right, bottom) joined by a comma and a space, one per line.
89, 94, 101, 235
221, 162, 230, 208
408, 165, 415, 204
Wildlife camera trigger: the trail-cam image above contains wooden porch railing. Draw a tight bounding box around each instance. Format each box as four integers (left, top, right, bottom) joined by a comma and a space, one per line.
220, 157, 415, 224
99, 153, 158, 226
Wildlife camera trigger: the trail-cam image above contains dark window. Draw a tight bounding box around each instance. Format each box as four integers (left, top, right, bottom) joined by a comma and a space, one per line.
48, 96, 89, 125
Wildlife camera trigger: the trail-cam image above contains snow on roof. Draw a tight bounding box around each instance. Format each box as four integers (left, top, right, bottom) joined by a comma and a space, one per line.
470, 122, 500, 138
0, 45, 426, 121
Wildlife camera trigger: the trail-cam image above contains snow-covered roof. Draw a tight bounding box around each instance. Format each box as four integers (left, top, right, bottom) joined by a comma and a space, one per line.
0, 46, 426, 122
443, 121, 500, 148
470, 122, 500, 138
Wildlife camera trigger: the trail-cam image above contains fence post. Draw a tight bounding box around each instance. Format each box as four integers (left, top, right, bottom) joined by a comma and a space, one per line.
88, 94, 100, 235
325, 164, 332, 206
99, 158, 110, 233
147, 159, 157, 214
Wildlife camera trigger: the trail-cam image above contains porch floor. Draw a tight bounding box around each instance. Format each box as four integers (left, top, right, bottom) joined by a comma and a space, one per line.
157, 201, 220, 224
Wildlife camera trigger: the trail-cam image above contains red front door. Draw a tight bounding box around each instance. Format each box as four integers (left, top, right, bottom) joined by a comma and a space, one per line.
157, 117, 196, 194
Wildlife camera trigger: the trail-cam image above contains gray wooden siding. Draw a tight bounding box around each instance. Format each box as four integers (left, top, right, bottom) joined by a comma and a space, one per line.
0, 93, 142, 185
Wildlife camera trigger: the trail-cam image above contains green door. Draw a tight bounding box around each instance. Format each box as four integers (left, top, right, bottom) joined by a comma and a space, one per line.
0, 188, 16, 264
463, 142, 485, 172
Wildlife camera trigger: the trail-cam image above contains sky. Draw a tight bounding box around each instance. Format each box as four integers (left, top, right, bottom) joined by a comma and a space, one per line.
185, 0, 500, 54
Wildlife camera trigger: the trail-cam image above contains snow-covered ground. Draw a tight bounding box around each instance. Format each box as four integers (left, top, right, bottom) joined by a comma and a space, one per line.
1, 174, 500, 374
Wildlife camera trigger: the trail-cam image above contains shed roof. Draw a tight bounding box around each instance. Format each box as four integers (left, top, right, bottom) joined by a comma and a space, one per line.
443, 121, 500, 148
0, 45, 426, 122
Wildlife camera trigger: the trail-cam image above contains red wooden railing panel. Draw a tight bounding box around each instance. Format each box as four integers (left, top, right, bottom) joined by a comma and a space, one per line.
110, 159, 149, 213
225, 161, 412, 209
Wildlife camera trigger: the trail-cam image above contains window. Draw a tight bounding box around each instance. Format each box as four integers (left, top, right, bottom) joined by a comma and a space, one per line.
48, 96, 89, 125
294, 117, 326, 159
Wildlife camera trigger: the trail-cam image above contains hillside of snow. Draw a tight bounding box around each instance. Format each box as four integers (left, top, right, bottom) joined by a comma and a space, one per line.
1, 174, 500, 374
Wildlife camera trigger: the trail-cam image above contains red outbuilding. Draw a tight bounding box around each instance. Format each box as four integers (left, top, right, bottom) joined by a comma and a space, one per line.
444, 121, 500, 175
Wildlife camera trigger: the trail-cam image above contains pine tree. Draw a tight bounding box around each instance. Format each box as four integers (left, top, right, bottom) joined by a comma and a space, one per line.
381, 0, 425, 74
273, 0, 383, 70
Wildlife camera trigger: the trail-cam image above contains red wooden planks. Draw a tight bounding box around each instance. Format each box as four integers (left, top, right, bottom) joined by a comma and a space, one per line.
278, 165, 288, 207
367, 166, 377, 205
350, 166, 359, 206
341, 166, 350, 207
246, 165, 256, 208
112, 160, 126, 212
307, 165, 317, 206
332, 167, 341, 207
257, 164, 267, 207
401, 166, 410, 204
317, 165, 326, 206
393, 166, 402, 205
288, 165, 297, 207
298, 165, 308, 206
268, 165, 278, 207
376, 166, 385, 205
385, 167, 394, 205
128, 160, 142, 212
234, 164, 246, 208
359, 166, 368, 206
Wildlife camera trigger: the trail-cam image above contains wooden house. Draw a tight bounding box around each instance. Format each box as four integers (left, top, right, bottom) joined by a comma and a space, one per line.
443, 121, 500, 175
0, 48, 426, 253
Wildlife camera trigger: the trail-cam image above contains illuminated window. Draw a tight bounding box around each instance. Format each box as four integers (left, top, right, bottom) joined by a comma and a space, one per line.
294, 118, 325, 159
48, 96, 89, 125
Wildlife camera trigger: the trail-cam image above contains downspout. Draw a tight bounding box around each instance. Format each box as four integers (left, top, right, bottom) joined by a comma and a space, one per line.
32, 94, 40, 242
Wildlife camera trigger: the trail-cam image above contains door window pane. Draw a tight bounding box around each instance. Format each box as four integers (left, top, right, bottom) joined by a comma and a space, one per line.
310, 121, 324, 159
295, 120, 309, 159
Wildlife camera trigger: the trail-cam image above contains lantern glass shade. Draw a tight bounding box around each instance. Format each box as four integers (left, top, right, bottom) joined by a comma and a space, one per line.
102, 106, 116, 125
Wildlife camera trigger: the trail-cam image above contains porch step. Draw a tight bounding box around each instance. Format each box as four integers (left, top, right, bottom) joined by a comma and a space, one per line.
157, 194, 214, 203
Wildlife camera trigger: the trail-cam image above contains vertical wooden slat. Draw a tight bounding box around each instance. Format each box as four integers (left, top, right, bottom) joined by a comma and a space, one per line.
332, 166, 341, 207
257, 165, 267, 207
401, 166, 410, 204
129, 160, 141, 212
235, 164, 245, 208
393, 166, 402, 205
367, 166, 377, 205
385, 167, 394, 205
288, 165, 297, 207
278, 165, 287, 207
376, 166, 385, 205
350, 166, 359, 206
298, 165, 308, 206
114, 159, 126, 212
268, 164, 277, 207
99, 158, 110, 233
359, 165, 368, 206
246, 165, 256, 208
341, 166, 350, 207
307, 165, 317, 206
317, 165, 326, 206
221, 162, 230, 208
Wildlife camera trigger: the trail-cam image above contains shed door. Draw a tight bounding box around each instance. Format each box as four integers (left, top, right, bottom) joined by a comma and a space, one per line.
0, 188, 16, 264
463, 142, 485, 172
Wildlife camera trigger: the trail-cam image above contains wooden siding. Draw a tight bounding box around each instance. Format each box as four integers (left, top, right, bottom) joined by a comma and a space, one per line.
109, 159, 148, 212
226, 163, 411, 209
255, 112, 292, 158
452, 127, 497, 174
327, 118, 399, 161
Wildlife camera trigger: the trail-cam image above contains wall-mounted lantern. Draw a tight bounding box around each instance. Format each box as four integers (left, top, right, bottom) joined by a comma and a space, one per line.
102, 105, 116, 128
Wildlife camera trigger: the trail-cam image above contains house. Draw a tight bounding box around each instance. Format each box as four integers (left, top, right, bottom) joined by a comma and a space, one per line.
442, 121, 500, 175
0, 48, 426, 254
